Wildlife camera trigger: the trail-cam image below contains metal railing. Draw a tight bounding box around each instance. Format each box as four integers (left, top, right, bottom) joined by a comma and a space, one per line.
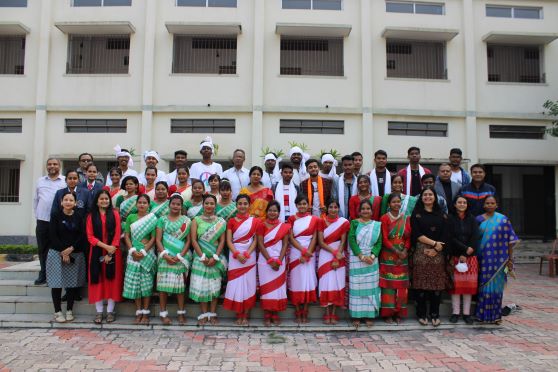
280, 37, 343, 76
66, 35, 130, 74
0, 160, 20, 203
0, 36, 25, 74
487, 44, 544, 83
173, 35, 237, 74
386, 39, 447, 80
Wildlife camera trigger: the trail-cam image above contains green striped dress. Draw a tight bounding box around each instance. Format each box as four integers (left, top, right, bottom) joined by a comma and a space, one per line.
189, 216, 228, 302
155, 215, 192, 294
348, 219, 382, 319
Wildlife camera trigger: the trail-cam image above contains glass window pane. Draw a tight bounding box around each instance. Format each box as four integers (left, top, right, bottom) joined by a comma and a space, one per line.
514, 7, 540, 19
386, 2, 413, 13
313, 0, 342, 10
208, 0, 236, 7
282, 0, 311, 9
0, 0, 27, 6
104, 0, 132, 5
177, 0, 206, 6
73, 0, 102, 6
486, 6, 511, 17
415, 3, 444, 15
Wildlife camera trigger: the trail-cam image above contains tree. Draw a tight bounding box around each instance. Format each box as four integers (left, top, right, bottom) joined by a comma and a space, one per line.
543, 100, 558, 137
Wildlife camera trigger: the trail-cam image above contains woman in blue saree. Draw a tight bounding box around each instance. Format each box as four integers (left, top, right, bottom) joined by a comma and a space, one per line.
475, 196, 519, 324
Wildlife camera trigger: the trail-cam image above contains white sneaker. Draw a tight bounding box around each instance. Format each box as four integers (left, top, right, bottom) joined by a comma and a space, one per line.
54, 311, 66, 323
65, 310, 75, 322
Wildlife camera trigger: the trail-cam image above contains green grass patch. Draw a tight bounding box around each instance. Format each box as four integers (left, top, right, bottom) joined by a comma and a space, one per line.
0, 245, 38, 254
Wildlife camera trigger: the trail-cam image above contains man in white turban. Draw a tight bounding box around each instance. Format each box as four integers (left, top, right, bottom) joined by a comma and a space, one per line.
189, 136, 223, 190
138, 150, 167, 185
319, 153, 339, 182
289, 146, 309, 186
262, 152, 282, 188
105, 145, 138, 186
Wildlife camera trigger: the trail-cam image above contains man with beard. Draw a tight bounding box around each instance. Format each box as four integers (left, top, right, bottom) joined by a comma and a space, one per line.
138, 150, 167, 185
397, 146, 431, 196
289, 146, 309, 186
104, 146, 138, 186
336, 155, 357, 219
262, 152, 281, 188
189, 136, 223, 190
300, 159, 335, 217
319, 153, 338, 182
271, 163, 301, 222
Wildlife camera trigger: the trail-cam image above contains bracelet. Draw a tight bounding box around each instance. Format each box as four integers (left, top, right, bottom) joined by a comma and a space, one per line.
129, 247, 137, 254
140, 249, 148, 256
431, 241, 437, 248
243, 251, 251, 259
212, 254, 220, 261
266, 257, 275, 265
198, 253, 207, 261
158, 250, 169, 259
176, 253, 187, 264
370, 254, 375, 260
332, 249, 339, 256
275, 258, 282, 266
233, 251, 240, 259
300, 248, 308, 257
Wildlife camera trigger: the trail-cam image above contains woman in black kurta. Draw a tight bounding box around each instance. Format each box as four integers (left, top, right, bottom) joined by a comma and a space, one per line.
410, 186, 449, 327
47, 190, 86, 323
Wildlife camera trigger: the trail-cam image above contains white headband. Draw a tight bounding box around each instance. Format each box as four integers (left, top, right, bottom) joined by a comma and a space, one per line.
114, 144, 133, 168
289, 146, 303, 157
321, 154, 337, 166
264, 153, 277, 162
199, 136, 214, 152
143, 150, 160, 163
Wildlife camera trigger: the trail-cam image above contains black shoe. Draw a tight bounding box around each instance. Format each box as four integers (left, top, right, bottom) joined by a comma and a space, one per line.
34, 277, 46, 285
463, 315, 474, 325
61, 293, 67, 302
449, 314, 459, 323
75, 295, 83, 301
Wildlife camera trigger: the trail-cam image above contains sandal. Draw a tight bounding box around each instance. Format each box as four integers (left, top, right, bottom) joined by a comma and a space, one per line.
384, 317, 394, 324
365, 319, 374, 328
94, 312, 103, 324
352, 319, 361, 328
208, 313, 218, 325
394, 316, 402, 325
271, 313, 281, 326
177, 310, 187, 325
160, 311, 172, 325
418, 318, 428, 326
140, 315, 150, 325
263, 312, 272, 327
134, 310, 143, 325
106, 312, 116, 323
197, 313, 209, 326
432, 318, 441, 327
294, 310, 303, 324
322, 314, 331, 325
330, 314, 339, 325
302, 310, 309, 324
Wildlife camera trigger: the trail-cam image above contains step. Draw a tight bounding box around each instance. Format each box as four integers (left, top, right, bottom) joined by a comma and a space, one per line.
0, 313, 500, 332
0, 261, 40, 281
0, 280, 89, 297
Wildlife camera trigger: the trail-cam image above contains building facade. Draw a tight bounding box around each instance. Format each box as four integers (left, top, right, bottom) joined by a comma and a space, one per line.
0, 0, 557, 241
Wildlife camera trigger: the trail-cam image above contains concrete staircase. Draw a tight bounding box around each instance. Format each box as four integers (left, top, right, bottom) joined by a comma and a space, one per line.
0, 260, 501, 331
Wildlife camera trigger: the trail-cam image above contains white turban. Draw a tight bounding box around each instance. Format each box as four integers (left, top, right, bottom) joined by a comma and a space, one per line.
289, 146, 310, 178
264, 153, 282, 181
199, 136, 214, 152
114, 144, 133, 168
143, 150, 160, 163
321, 153, 337, 179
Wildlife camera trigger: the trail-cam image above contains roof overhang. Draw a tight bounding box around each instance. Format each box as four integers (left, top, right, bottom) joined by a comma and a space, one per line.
55, 21, 135, 35
165, 22, 241, 35
0, 22, 30, 35
483, 31, 558, 45
275, 23, 352, 38
382, 27, 459, 41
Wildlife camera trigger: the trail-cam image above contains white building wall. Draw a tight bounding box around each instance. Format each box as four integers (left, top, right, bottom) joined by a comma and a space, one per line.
0, 0, 557, 237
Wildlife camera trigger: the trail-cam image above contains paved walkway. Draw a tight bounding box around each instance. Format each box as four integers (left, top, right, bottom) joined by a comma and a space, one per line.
0, 264, 557, 372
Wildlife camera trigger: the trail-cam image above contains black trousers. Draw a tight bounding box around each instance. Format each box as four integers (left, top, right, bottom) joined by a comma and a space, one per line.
52, 287, 79, 312
36, 220, 50, 281
416, 290, 442, 319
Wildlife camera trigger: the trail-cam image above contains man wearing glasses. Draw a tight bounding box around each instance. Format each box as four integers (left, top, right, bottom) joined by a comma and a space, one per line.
76, 153, 104, 185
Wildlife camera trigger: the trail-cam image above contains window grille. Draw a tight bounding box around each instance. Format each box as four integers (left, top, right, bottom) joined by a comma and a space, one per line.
173, 35, 237, 74
0, 119, 22, 133
0, 160, 20, 203
388, 121, 448, 137
0, 36, 25, 74
65, 119, 127, 133
280, 37, 343, 76
386, 39, 446, 79
177, 0, 237, 7
66, 35, 130, 74
279, 120, 344, 134
489, 125, 545, 139
487, 44, 544, 83
386, 1, 444, 15
171, 119, 235, 133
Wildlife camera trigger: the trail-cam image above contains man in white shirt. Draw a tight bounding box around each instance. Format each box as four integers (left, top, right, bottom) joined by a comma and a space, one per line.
289, 146, 309, 186
449, 148, 471, 187
105, 145, 138, 186
271, 163, 301, 222
138, 150, 167, 185
319, 153, 338, 181
222, 149, 249, 199
189, 136, 223, 190
166, 150, 188, 186
262, 152, 281, 188
33, 158, 66, 285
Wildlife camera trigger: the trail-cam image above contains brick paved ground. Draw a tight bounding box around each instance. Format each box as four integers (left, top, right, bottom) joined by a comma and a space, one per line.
0, 264, 556, 372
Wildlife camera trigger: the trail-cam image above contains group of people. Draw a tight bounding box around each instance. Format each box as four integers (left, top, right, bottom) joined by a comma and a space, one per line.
33, 136, 519, 327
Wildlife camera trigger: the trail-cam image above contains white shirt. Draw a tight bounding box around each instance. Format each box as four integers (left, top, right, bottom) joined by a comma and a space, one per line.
262, 171, 280, 188
292, 167, 308, 186
222, 166, 249, 199
311, 181, 321, 217
33, 175, 66, 222
105, 168, 138, 186
189, 161, 223, 190
138, 169, 167, 186
451, 170, 463, 186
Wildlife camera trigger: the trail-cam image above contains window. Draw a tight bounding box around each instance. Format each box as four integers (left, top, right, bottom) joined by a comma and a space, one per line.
487, 44, 544, 83
386, 1, 444, 15
0, 0, 27, 6
489, 125, 545, 139
282, 0, 342, 10
66, 35, 130, 74
171, 119, 235, 133
0, 160, 20, 203
72, 0, 131, 6
173, 36, 237, 74
386, 40, 446, 79
486, 5, 542, 19
280, 120, 344, 134
65, 119, 127, 133
388, 121, 447, 137
0, 36, 25, 75
280, 37, 343, 76
177, 0, 237, 7
0, 119, 22, 133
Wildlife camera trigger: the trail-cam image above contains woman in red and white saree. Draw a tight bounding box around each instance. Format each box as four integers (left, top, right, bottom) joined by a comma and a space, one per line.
317, 200, 350, 325
223, 195, 260, 325
257, 201, 291, 326
287, 195, 320, 324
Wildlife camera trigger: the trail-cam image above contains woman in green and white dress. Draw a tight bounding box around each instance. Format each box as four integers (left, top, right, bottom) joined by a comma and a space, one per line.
122, 194, 157, 325
380, 175, 417, 218
183, 179, 204, 219
150, 181, 170, 218
155, 194, 192, 325
216, 179, 237, 221
115, 175, 140, 233
348, 199, 383, 328
190, 194, 228, 325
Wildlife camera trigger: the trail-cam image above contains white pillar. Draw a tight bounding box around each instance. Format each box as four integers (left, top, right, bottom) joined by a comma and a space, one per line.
139, 0, 157, 173
361, 0, 374, 172
462, 0, 478, 166
251, 0, 265, 165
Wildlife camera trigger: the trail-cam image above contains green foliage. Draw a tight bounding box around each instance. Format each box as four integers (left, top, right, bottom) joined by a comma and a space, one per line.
287, 141, 309, 154
0, 245, 38, 254
315, 149, 341, 160
260, 146, 285, 158
543, 100, 558, 137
